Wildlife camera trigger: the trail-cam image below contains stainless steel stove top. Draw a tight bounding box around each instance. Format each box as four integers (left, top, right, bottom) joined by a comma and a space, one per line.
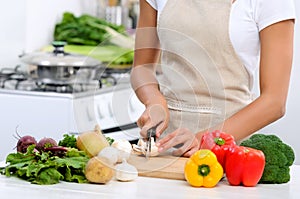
0, 66, 131, 96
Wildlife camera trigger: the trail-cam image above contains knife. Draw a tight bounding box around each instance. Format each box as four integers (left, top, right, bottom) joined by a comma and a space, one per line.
145, 121, 163, 159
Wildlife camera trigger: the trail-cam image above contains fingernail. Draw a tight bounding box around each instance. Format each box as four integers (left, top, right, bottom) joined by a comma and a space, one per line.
158, 147, 163, 152
156, 142, 161, 147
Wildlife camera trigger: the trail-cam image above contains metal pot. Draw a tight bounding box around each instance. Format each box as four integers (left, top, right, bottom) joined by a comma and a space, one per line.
20, 41, 102, 85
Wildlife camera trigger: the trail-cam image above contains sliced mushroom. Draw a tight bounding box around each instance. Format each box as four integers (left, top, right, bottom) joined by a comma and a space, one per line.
132, 138, 159, 157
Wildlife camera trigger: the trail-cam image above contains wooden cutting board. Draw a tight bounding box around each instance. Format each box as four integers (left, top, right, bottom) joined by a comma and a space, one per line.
127, 153, 189, 180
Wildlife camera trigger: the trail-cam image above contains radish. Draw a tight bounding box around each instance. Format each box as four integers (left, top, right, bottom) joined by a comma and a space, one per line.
15, 135, 38, 153
36, 137, 58, 152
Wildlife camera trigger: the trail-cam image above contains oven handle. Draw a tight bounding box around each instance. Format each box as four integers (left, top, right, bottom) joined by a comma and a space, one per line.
102, 122, 138, 133
69, 122, 139, 135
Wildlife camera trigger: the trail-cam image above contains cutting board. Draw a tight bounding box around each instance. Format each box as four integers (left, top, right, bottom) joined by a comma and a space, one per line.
127, 153, 189, 180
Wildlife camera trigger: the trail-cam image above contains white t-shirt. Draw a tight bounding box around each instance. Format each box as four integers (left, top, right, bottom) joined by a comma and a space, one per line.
145, 0, 296, 77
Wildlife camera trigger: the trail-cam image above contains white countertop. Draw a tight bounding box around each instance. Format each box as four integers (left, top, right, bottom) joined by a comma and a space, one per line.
1, 164, 299, 199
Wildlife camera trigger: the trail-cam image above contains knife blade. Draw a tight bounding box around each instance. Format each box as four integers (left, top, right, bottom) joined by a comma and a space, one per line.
145, 121, 163, 159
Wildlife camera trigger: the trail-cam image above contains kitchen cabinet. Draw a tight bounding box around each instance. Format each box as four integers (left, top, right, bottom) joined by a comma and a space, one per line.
0, 82, 144, 161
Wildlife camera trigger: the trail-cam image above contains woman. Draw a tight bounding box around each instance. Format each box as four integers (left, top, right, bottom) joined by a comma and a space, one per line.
130, 0, 295, 157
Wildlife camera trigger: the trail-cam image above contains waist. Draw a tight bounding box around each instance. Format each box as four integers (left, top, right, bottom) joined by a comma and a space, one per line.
167, 99, 222, 114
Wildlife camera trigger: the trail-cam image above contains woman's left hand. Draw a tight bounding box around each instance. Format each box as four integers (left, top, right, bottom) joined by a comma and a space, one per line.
156, 128, 200, 157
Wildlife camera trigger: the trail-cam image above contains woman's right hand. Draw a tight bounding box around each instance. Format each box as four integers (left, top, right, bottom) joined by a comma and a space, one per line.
137, 102, 169, 139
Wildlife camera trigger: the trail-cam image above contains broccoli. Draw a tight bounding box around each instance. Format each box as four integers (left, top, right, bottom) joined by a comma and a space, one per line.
58, 134, 77, 148
240, 134, 295, 184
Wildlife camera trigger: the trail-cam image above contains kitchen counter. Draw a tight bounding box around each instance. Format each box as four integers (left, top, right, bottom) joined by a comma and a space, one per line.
1, 164, 299, 199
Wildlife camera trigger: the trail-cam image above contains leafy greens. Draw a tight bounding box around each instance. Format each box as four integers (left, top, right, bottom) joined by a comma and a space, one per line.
0, 145, 89, 185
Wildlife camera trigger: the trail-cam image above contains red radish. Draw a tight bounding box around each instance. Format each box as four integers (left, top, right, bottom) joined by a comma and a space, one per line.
16, 135, 38, 153
36, 137, 58, 152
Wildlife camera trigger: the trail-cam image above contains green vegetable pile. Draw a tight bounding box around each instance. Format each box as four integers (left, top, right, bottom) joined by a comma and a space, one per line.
240, 134, 295, 184
0, 135, 89, 185
58, 134, 77, 148
52, 12, 135, 66
54, 12, 134, 49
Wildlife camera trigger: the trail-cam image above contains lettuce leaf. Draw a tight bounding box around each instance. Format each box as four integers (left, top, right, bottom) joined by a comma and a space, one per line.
0, 145, 89, 185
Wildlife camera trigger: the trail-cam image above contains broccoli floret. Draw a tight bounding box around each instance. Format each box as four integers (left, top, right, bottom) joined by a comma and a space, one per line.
58, 134, 77, 148
240, 134, 295, 184
278, 143, 295, 166
261, 165, 291, 184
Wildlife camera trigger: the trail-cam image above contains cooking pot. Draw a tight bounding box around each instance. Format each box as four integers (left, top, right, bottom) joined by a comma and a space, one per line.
20, 41, 102, 85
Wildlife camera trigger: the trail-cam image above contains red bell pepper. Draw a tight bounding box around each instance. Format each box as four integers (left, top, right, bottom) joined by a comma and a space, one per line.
225, 146, 265, 187
200, 130, 236, 169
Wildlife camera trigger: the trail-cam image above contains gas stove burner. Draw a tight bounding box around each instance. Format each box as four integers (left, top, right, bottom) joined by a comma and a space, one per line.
98, 73, 117, 88
30, 79, 104, 93
96, 67, 131, 87
0, 69, 15, 78
104, 67, 131, 74
34, 82, 76, 93
0, 65, 24, 76
0, 66, 29, 88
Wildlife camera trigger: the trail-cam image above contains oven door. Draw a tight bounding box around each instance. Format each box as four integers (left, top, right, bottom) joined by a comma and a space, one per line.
71, 84, 144, 142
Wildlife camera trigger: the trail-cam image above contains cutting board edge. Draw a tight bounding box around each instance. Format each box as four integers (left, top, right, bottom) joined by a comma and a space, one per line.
128, 154, 188, 180
137, 171, 186, 181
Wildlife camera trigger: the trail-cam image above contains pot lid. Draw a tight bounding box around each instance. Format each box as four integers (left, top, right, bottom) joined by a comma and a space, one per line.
20, 41, 101, 67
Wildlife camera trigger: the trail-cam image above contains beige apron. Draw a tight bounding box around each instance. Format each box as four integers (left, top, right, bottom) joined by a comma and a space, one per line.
157, 0, 253, 135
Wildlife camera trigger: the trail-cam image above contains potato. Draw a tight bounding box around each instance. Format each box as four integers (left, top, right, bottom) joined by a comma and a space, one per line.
77, 129, 109, 158
85, 156, 114, 184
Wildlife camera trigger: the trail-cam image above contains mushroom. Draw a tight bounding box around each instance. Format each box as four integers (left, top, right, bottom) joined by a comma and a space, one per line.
132, 137, 159, 157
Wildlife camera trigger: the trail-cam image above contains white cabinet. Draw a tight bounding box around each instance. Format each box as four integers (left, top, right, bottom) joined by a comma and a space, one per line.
0, 86, 144, 161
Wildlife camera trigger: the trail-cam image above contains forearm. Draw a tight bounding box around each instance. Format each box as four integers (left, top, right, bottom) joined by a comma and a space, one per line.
195, 94, 287, 143
131, 63, 168, 112
131, 0, 163, 106
220, 95, 285, 141
130, 45, 163, 106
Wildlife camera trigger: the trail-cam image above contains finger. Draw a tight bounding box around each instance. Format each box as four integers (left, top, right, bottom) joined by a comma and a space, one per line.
172, 141, 195, 157
140, 124, 150, 138
182, 147, 198, 157
172, 141, 192, 157
137, 112, 149, 128
156, 131, 176, 147
156, 121, 168, 138
137, 118, 143, 128
171, 134, 199, 157
148, 104, 168, 124
160, 129, 188, 146
157, 131, 183, 153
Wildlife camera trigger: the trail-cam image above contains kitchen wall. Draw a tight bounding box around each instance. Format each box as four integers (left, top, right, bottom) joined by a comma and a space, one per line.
0, 1, 299, 164
0, 0, 98, 67
0, 0, 26, 67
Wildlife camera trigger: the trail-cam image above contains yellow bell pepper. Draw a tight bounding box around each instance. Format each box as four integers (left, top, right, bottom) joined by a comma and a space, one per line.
184, 149, 223, 188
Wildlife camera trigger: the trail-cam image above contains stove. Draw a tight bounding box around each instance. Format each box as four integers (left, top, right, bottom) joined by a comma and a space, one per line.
0, 66, 144, 160
0, 65, 122, 93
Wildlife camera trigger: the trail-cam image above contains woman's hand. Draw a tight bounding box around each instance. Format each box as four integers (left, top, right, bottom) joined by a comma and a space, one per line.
156, 128, 200, 157
137, 103, 169, 139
